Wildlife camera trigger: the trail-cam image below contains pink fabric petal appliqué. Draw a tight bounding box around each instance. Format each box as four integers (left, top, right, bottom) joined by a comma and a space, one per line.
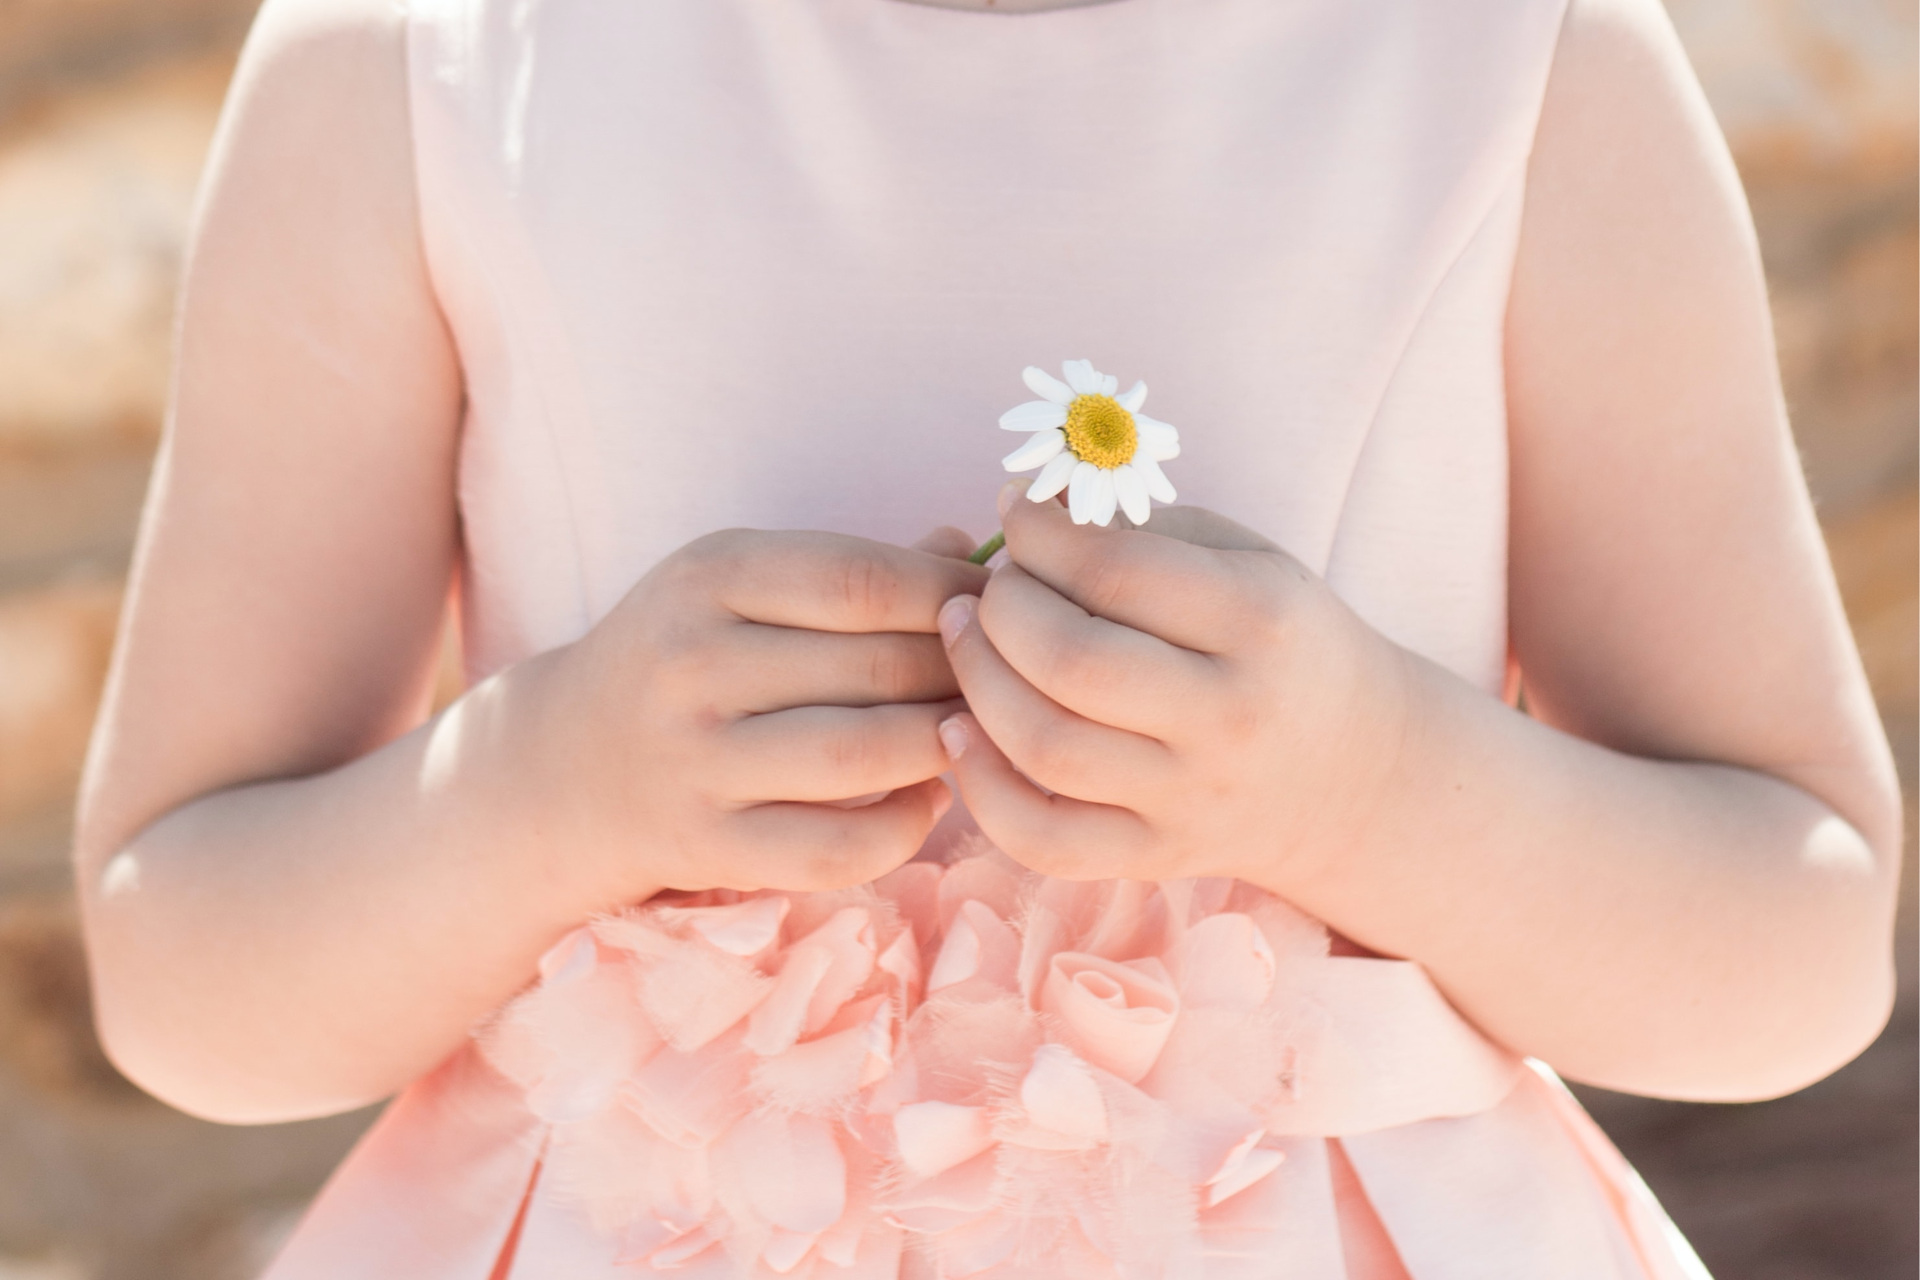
1040, 951, 1180, 1083
1172, 912, 1277, 1010
270, 844, 1705, 1280
1010, 1044, 1108, 1147
892, 1101, 996, 1177
721, 1110, 848, 1235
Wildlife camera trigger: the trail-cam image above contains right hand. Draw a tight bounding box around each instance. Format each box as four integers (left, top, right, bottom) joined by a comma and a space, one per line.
545, 527, 990, 899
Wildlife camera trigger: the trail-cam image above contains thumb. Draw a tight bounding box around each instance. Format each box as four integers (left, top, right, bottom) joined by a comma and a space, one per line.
913, 526, 982, 560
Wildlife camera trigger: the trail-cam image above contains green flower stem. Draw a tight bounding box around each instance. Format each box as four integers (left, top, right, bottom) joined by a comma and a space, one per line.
968, 530, 1006, 565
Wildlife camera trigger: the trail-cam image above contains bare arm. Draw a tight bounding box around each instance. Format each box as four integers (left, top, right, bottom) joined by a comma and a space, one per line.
1455, 0, 1900, 1095
940, 0, 1900, 1102
76, 0, 984, 1124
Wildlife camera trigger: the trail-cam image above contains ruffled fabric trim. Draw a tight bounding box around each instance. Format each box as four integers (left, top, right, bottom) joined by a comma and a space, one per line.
262, 842, 1710, 1280
458, 843, 1623, 1279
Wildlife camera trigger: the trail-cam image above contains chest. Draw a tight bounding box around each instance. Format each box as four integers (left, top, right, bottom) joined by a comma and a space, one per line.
413, 0, 1550, 688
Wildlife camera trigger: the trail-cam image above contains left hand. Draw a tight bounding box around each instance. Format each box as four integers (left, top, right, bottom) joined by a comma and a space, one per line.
938, 481, 1415, 886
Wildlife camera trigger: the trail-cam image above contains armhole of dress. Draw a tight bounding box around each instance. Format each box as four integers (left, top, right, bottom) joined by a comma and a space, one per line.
401, 0, 478, 685
1500, 0, 1578, 711
399, 0, 459, 402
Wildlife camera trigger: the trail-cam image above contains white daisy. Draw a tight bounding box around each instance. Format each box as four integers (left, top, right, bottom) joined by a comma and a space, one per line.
998, 359, 1179, 527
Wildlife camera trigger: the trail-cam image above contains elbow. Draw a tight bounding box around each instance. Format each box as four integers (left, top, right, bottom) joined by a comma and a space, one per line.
1564, 847, 1901, 1104
1675, 804, 1905, 1103
91, 978, 364, 1126
1572, 905, 1901, 1105
87, 937, 389, 1126
1561, 967, 1897, 1105
1734, 945, 1897, 1102
1668, 957, 1897, 1104
95, 995, 388, 1126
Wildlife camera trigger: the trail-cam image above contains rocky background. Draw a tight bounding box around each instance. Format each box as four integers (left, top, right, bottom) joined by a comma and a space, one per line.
0, 1, 1912, 1276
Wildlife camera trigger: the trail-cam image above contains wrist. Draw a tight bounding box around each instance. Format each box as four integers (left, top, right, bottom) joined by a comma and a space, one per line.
1256, 625, 1427, 904
466, 642, 662, 921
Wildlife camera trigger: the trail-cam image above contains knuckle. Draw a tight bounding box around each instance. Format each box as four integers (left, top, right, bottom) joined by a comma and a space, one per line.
1076, 545, 1134, 619
685, 527, 749, 568
1234, 558, 1297, 649
1216, 692, 1266, 748
667, 530, 753, 598
1044, 630, 1116, 700
864, 640, 920, 703
819, 819, 912, 888
829, 551, 902, 624
652, 623, 723, 691
1008, 719, 1073, 789
797, 847, 853, 892
822, 720, 884, 776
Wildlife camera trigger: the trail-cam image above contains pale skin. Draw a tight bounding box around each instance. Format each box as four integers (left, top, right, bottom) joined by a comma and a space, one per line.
74, 0, 1899, 1125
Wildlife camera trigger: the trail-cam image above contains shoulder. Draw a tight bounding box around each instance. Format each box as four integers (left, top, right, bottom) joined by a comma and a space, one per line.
204, 0, 413, 221
230, 0, 409, 88
1525, 0, 1756, 265
1512, 0, 1767, 403
188, 0, 424, 320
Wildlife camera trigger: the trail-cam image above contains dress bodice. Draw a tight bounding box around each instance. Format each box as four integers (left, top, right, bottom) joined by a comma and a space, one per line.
407, 0, 1563, 697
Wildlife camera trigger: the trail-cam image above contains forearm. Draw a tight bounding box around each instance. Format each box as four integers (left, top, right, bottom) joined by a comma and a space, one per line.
78, 647, 650, 1124
1264, 650, 1901, 1102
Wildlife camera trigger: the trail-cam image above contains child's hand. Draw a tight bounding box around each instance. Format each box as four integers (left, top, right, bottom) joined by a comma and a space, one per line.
938, 486, 1411, 886
550, 527, 988, 899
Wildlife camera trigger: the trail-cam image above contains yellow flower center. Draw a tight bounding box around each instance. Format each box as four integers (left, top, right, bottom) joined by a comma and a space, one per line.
1061, 394, 1138, 469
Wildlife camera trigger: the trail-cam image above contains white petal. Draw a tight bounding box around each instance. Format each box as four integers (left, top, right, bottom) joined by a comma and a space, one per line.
1112, 465, 1151, 525
1118, 381, 1148, 412
1002, 428, 1065, 472
1100, 373, 1119, 396
1062, 359, 1104, 396
1067, 460, 1100, 524
1133, 454, 1177, 504
1091, 471, 1119, 527
1000, 401, 1069, 433
1022, 366, 1076, 405
1027, 450, 1078, 501
1135, 414, 1180, 460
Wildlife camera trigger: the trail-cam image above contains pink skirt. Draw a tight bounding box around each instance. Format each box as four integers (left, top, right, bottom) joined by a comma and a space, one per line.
261, 842, 1711, 1279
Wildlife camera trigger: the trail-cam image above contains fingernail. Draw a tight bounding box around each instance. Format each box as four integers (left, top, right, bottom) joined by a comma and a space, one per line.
937, 595, 977, 648
997, 479, 1025, 518
938, 716, 968, 761
930, 780, 955, 820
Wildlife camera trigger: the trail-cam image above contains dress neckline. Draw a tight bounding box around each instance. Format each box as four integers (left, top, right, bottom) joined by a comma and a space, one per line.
886, 0, 1126, 14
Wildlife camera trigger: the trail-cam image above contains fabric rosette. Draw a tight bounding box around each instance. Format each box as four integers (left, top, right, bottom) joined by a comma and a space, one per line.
477, 843, 1370, 1279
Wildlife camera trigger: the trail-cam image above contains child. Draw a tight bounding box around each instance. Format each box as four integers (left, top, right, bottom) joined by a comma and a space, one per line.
75, 0, 1900, 1274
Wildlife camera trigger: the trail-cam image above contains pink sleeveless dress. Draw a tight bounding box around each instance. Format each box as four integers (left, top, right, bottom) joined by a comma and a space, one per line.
262, 0, 1715, 1275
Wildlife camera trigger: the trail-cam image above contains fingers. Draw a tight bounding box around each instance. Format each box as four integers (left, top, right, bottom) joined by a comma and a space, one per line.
913, 526, 980, 559
998, 488, 1256, 652
691, 529, 991, 633
729, 778, 952, 891
1139, 505, 1283, 554
722, 700, 961, 802
974, 565, 1218, 737
939, 596, 1170, 806
721, 625, 960, 712
937, 712, 1153, 881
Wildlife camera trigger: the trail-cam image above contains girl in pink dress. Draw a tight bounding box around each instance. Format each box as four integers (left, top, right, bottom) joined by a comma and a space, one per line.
75, 0, 1900, 1275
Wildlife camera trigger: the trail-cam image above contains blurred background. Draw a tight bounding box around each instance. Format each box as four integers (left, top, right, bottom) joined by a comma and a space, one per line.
0, 0, 1911, 1276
